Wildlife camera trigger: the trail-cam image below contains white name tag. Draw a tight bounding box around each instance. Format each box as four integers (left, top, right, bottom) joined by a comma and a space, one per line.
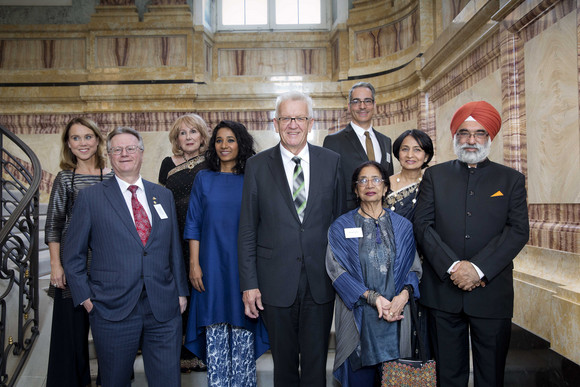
154, 203, 168, 219
344, 227, 363, 238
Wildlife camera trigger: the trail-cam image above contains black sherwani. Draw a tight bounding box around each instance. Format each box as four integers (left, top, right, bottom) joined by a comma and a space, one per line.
414, 158, 529, 387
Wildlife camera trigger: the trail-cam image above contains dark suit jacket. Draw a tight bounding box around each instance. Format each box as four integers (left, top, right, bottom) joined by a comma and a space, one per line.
414, 159, 529, 319
323, 124, 393, 211
238, 144, 345, 307
63, 177, 189, 322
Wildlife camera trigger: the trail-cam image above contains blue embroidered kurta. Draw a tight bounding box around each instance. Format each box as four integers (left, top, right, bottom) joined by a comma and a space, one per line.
326, 208, 419, 385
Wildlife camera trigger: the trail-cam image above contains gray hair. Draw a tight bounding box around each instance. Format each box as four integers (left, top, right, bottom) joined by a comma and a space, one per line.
348, 82, 376, 102
107, 127, 144, 151
275, 91, 314, 119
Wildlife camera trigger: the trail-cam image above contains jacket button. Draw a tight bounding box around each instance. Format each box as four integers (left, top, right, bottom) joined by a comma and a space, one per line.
469, 190, 475, 196
467, 211, 472, 216
465, 234, 471, 239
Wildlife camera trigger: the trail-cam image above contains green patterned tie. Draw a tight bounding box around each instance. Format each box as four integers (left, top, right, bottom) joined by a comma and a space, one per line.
292, 157, 306, 221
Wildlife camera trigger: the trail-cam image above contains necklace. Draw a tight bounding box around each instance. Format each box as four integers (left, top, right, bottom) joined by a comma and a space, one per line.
396, 175, 422, 184
360, 206, 384, 244
183, 154, 199, 169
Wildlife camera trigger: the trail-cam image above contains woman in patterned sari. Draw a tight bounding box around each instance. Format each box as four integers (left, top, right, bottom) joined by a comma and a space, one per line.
385, 129, 433, 220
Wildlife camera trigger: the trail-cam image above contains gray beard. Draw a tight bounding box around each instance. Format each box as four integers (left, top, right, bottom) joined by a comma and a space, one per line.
454, 135, 491, 164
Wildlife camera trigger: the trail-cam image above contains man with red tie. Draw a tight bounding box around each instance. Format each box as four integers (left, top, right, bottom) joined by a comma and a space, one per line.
64, 127, 188, 387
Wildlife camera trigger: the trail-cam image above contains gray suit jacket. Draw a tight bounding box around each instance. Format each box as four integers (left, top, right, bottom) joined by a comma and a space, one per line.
63, 177, 188, 322
237, 143, 345, 307
323, 124, 393, 211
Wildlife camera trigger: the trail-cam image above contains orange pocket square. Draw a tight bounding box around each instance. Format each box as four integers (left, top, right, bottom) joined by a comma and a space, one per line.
491, 191, 504, 197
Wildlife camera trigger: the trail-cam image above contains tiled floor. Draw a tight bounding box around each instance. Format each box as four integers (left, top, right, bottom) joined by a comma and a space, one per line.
15, 278, 580, 386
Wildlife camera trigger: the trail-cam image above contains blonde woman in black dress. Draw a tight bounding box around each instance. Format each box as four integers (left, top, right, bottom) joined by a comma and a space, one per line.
158, 113, 210, 372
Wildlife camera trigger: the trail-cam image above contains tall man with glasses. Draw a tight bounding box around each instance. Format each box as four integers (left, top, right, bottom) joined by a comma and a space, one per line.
63, 127, 188, 387
323, 81, 394, 211
238, 91, 345, 386
414, 101, 529, 387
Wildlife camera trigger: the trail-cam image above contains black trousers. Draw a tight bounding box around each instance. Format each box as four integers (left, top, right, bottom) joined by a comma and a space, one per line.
46, 289, 92, 387
428, 308, 511, 387
261, 267, 334, 387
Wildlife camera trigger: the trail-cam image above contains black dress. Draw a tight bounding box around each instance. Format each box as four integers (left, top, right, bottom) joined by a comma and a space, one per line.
45, 169, 113, 387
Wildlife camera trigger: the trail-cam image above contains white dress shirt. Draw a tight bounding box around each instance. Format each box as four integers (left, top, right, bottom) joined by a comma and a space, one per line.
115, 175, 153, 226
280, 144, 310, 205
350, 122, 383, 163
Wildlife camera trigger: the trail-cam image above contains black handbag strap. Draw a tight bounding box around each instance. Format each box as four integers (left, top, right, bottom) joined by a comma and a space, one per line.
407, 291, 428, 363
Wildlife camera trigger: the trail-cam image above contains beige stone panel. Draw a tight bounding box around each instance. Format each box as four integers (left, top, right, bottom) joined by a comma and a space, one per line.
94, 35, 187, 68
19, 134, 63, 177
0, 38, 85, 70
513, 245, 580, 363
513, 275, 554, 341
551, 288, 580, 364
249, 129, 281, 153
5, 133, 62, 203
141, 131, 172, 183
514, 246, 580, 288
525, 12, 579, 204
435, 69, 502, 164
217, 48, 327, 77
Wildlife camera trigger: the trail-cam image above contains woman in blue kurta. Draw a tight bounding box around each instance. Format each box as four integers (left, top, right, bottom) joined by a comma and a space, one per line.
326, 161, 420, 387
184, 120, 268, 386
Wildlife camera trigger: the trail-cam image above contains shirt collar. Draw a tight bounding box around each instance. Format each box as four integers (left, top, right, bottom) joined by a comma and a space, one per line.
279, 143, 310, 166
350, 122, 374, 137
115, 175, 145, 192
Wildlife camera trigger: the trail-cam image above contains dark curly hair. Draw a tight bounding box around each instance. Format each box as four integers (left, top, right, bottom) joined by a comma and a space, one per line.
205, 120, 255, 174
392, 129, 434, 169
351, 161, 390, 205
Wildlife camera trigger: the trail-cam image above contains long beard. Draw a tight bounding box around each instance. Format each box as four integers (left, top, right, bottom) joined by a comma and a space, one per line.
454, 135, 491, 164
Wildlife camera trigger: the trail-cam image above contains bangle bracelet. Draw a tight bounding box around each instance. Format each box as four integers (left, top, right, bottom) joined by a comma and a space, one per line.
366, 290, 380, 306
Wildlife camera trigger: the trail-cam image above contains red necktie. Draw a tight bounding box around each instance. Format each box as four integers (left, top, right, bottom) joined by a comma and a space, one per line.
128, 185, 151, 245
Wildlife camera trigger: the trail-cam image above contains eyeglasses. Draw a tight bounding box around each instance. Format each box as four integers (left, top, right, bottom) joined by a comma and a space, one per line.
457, 130, 489, 140
277, 117, 310, 125
108, 145, 143, 155
356, 177, 384, 186
349, 98, 375, 106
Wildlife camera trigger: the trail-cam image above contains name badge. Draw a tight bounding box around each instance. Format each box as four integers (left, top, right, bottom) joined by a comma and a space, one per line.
344, 227, 363, 238
154, 204, 168, 219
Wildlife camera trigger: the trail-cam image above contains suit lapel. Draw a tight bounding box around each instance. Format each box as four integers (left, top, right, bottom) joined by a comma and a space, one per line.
143, 180, 160, 247
268, 145, 302, 224
103, 178, 144, 246
374, 129, 390, 163
345, 124, 368, 159
302, 144, 319, 224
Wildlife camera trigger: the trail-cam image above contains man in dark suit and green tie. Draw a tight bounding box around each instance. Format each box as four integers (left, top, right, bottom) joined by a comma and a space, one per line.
238, 91, 345, 386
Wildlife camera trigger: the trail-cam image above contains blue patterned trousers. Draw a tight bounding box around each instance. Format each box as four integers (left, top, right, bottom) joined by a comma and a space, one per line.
206, 323, 256, 387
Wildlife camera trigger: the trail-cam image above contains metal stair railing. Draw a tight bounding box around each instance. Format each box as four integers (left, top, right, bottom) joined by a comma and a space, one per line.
0, 124, 41, 387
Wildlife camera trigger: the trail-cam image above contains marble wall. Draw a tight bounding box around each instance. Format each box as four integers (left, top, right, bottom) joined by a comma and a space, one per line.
0, 0, 579, 364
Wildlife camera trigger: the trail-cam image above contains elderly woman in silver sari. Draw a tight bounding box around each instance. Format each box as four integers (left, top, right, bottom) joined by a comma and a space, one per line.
326, 161, 422, 386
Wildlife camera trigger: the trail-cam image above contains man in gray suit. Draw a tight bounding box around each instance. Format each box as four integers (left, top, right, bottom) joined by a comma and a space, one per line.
238, 91, 345, 386
323, 82, 394, 211
63, 127, 188, 387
